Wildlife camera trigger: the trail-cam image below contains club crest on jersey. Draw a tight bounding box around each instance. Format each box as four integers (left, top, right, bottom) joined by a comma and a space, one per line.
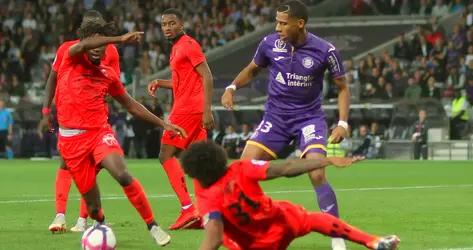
273, 39, 287, 53
102, 134, 118, 146
302, 57, 314, 69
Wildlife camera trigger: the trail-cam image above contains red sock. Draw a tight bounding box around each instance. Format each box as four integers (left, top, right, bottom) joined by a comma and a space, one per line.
79, 198, 88, 219
162, 158, 192, 208
123, 179, 155, 224
308, 212, 378, 247
55, 168, 72, 214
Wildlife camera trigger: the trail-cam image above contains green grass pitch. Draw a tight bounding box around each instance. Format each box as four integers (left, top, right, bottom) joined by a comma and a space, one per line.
0, 159, 472, 249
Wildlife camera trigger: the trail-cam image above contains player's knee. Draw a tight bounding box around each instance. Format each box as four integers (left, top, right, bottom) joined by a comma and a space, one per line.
158, 150, 173, 164
115, 171, 133, 186
59, 163, 67, 170
309, 170, 326, 185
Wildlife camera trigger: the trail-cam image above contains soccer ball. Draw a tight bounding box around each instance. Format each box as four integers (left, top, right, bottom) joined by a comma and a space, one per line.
81, 225, 116, 250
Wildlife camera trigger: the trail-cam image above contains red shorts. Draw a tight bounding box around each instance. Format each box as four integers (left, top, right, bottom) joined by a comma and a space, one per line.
57, 125, 123, 194
225, 201, 311, 250
161, 113, 207, 149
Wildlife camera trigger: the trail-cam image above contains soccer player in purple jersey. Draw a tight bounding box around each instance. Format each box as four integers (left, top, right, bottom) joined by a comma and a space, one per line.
221, 1, 350, 249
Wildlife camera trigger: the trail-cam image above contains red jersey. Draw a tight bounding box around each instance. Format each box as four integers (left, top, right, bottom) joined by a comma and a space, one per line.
52, 39, 120, 75
55, 49, 125, 129
169, 34, 206, 115
196, 160, 290, 249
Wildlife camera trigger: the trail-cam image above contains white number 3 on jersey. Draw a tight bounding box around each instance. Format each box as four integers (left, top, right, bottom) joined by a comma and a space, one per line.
256, 120, 273, 133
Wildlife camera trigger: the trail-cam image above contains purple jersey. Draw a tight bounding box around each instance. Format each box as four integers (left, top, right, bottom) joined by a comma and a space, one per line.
253, 32, 345, 115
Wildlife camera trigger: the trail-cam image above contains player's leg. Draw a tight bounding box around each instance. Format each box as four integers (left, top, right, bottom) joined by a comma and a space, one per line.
70, 198, 89, 232
241, 114, 289, 161
413, 143, 421, 160
297, 118, 345, 249
100, 153, 171, 246
48, 158, 71, 233
240, 143, 276, 160
81, 184, 105, 224
159, 114, 204, 230
306, 212, 400, 249
421, 144, 428, 160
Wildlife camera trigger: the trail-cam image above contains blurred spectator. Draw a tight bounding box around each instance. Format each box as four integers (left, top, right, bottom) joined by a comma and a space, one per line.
404, 77, 422, 100
0, 100, 13, 158
146, 99, 164, 158
375, 0, 401, 15
384, 82, 395, 99
466, 76, 473, 104
352, 125, 376, 158
393, 33, 412, 61
421, 76, 442, 99
431, 0, 449, 17
130, 97, 152, 158
412, 109, 429, 160
236, 123, 253, 157
450, 89, 470, 139
399, 0, 411, 15
222, 124, 239, 158
446, 66, 465, 90
417, 0, 432, 16
211, 124, 225, 145
449, 0, 465, 13
411, 34, 432, 57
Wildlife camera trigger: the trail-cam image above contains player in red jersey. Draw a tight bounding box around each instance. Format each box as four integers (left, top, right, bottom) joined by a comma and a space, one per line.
147, 8, 214, 230
43, 10, 122, 233
181, 141, 401, 250
54, 20, 186, 246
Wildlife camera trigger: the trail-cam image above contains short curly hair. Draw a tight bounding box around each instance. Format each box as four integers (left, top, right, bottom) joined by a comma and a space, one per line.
77, 21, 116, 40
180, 141, 228, 188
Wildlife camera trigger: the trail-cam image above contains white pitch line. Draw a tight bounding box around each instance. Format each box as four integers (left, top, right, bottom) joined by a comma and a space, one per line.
1, 184, 472, 205
427, 248, 473, 250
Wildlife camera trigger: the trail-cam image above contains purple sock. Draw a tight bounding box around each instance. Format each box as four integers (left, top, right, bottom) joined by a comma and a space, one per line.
315, 183, 339, 217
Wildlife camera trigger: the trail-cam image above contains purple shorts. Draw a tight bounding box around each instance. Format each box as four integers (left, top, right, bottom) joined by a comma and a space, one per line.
248, 111, 327, 159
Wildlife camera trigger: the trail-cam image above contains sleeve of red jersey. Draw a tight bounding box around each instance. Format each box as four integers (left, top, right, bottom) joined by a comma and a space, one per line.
195, 188, 222, 218
240, 160, 270, 181
52, 43, 68, 72
108, 78, 126, 97
325, 43, 346, 79
186, 40, 206, 67
107, 44, 121, 75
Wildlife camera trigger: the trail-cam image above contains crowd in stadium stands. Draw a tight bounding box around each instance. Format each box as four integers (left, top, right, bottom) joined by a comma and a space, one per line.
351, 0, 468, 16
0, 0, 300, 105
1, 0, 472, 159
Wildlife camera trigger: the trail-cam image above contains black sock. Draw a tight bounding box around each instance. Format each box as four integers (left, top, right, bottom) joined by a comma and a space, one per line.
147, 221, 158, 230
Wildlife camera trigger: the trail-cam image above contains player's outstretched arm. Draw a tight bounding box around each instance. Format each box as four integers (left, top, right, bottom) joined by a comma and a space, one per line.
196, 61, 215, 129
199, 217, 224, 250
40, 69, 57, 129
265, 157, 362, 180
221, 60, 262, 110
147, 79, 173, 97
329, 76, 350, 144
114, 92, 187, 137
69, 31, 144, 56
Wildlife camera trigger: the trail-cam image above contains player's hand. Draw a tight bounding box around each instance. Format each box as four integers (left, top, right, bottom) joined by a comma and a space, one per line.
163, 122, 187, 138
203, 110, 215, 130
328, 126, 347, 144
7, 133, 12, 141
120, 31, 144, 43
147, 80, 159, 97
40, 114, 54, 133
328, 156, 364, 168
221, 89, 234, 110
